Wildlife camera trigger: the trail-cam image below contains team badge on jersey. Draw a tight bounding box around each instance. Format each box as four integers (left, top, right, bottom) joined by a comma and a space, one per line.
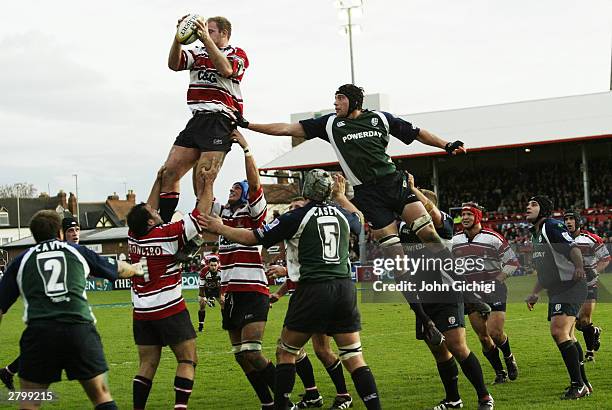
448, 316, 456, 325
371, 118, 379, 126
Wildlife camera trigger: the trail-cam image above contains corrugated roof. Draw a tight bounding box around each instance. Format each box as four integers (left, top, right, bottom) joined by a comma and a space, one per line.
260, 91, 612, 171
1, 227, 128, 249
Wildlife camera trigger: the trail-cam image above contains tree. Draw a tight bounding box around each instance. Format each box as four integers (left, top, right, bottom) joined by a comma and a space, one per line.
0, 183, 38, 198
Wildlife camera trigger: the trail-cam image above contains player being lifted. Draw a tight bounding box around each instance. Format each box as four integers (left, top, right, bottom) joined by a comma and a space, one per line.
563, 210, 610, 361
200, 169, 382, 410
197, 255, 221, 332
0, 211, 143, 410
161, 15, 248, 224
237, 84, 467, 342
452, 203, 519, 384
399, 177, 494, 410
524, 196, 591, 400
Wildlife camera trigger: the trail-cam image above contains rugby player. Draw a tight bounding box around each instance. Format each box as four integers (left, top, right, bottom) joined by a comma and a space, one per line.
237, 84, 467, 344
197, 255, 221, 332
161, 15, 248, 223
268, 187, 354, 410
127, 163, 217, 410
200, 169, 381, 410
0, 216, 82, 391
0, 210, 143, 410
400, 177, 494, 410
202, 130, 276, 409
524, 196, 591, 400
452, 203, 519, 384
563, 210, 610, 361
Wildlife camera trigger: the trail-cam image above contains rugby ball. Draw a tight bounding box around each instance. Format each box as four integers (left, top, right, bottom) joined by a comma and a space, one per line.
176, 14, 202, 45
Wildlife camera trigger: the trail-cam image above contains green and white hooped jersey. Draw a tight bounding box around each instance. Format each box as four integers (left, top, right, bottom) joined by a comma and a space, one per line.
255, 202, 362, 283
0, 240, 119, 324
299, 110, 420, 186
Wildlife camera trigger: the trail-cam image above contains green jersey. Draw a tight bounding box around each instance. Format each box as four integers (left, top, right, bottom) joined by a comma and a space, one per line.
0, 239, 119, 324
254, 202, 361, 282
299, 110, 420, 186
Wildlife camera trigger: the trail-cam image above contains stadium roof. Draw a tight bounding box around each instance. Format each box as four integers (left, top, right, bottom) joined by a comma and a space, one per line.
260, 91, 612, 171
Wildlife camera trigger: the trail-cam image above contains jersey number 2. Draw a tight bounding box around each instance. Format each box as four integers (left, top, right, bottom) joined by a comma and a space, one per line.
36, 252, 68, 297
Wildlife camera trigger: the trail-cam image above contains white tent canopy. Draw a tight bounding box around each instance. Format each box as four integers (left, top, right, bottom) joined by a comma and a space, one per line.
261, 91, 612, 171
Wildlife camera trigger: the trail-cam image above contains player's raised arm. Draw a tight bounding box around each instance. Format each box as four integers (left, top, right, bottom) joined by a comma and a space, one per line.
249, 122, 306, 137
231, 130, 262, 191
406, 173, 443, 228
198, 157, 222, 215
168, 15, 189, 71
146, 166, 165, 210
194, 18, 233, 77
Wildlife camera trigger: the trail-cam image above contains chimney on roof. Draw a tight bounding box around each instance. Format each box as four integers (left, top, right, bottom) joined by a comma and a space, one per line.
126, 189, 136, 203
107, 192, 120, 201
68, 192, 78, 216
57, 190, 67, 209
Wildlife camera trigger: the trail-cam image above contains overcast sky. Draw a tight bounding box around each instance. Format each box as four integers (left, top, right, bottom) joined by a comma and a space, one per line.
1, 0, 610, 211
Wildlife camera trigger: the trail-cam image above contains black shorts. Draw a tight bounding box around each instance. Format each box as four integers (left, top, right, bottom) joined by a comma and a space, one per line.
133, 309, 196, 346
222, 292, 270, 331
352, 171, 419, 230
204, 287, 221, 299
174, 111, 235, 152
417, 303, 465, 340
284, 278, 361, 335
547, 281, 587, 321
465, 281, 507, 314
19, 321, 108, 384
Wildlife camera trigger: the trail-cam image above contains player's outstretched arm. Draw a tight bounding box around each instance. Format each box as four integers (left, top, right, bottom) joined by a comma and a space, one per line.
169, 15, 189, 71
417, 129, 467, 155
198, 214, 258, 245
117, 261, 145, 279
331, 174, 362, 220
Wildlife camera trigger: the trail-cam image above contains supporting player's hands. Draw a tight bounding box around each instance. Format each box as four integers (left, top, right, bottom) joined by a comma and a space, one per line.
445, 140, 467, 155
266, 265, 288, 279
232, 110, 250, 128
406, 173, 416, 191
331, 174, 347, 199
156, 165, 166, 181
230, 130, 248, 149
198, 213, 224, 234
525, 293, 539, 310
117, 261, 145, 279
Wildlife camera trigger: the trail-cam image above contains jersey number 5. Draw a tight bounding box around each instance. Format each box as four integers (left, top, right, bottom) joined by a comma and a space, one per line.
317, 217, 340, 263
36, 252, 68, 297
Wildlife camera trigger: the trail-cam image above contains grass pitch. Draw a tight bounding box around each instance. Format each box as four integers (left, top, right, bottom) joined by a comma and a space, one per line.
0, 274, 610, 409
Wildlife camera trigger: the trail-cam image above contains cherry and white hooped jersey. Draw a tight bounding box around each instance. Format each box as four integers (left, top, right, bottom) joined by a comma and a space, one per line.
128, 210, 202, 320
216, 187, 268, 295
179, 45, 248, 117
574, 230, 610, 286
452, 228, 520, 282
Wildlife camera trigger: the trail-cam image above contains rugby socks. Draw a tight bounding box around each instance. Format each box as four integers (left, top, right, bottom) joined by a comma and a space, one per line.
580, 323, 596, 351
133, 375, 153, 410
274, 363, 296, 410
498, 337, 513, 359
296, 354, 318, 392
198, 310, 205, 326
436, 357, 460, 402
557, 340, 584, 386
260, 360, 276, 392
458, 352, 489, 399
95, 401, 118, 410
174, 376, 194, 409
6, 357, 19, 375
483, 346, 505, 374
351, 366, 381, 410
246, 370, 274, 407
574, 341, 590, 386
160, 191, 180, 223
326, 359, 349, 395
